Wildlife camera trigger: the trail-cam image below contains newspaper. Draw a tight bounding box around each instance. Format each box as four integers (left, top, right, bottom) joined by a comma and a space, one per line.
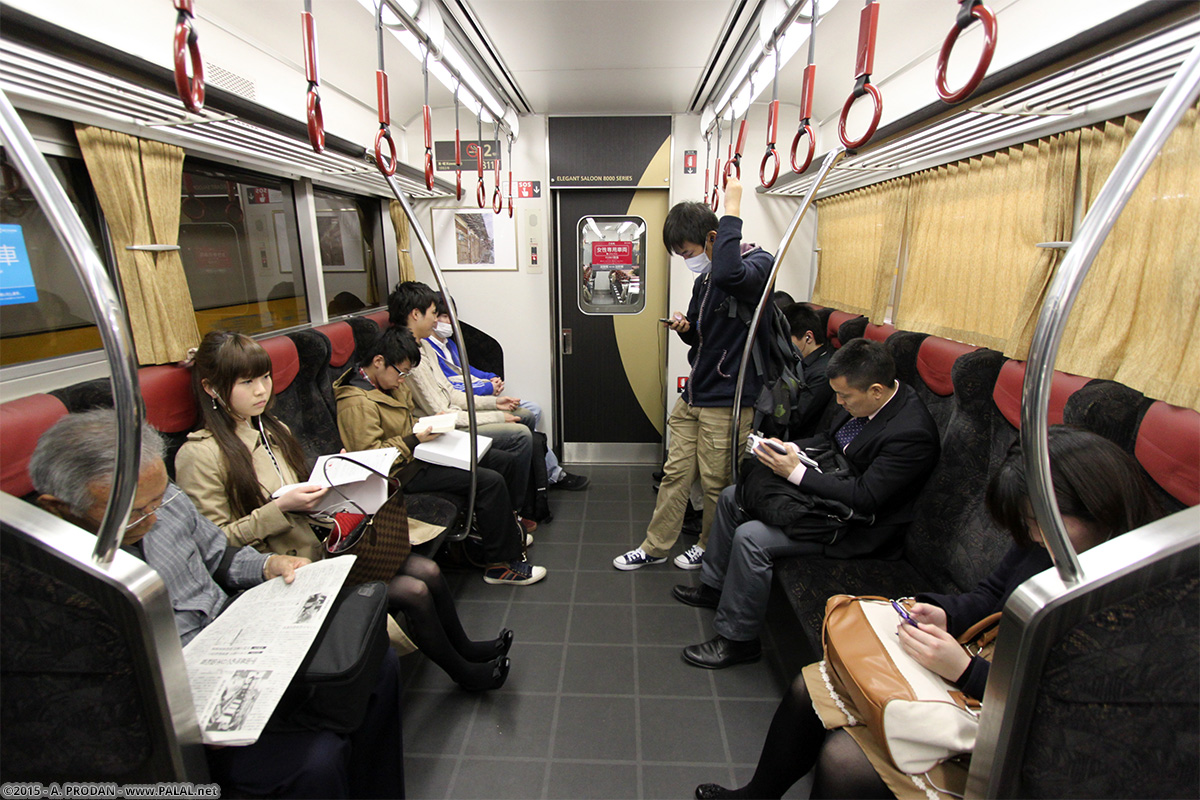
272, 448, 398, 515
182, 556, 355, 746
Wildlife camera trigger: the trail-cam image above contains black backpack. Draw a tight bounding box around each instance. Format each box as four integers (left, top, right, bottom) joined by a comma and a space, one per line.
726, 296, 806, 440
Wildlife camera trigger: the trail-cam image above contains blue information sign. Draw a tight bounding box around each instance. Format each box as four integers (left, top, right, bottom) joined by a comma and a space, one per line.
0, 224, 38, 306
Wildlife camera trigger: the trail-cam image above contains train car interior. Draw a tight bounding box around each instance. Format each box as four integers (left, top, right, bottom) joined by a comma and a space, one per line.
0, 0, 1197, 797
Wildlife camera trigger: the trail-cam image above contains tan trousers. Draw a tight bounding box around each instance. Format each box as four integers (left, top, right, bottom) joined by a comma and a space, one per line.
639, 398, 752, 557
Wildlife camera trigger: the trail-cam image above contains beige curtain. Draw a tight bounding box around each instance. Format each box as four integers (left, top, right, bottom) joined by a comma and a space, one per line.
75, 126, 199, 364
898, 133, 1078, 351
389, 200, 417, 283
813, 177, 909, 321
1047, 110, 1200, 411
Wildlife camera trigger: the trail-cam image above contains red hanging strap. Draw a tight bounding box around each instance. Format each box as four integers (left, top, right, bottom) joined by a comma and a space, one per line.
422, 51, 434, 190
475, 112, 486, 208
710, 117, 722, 212
453, 87, 463, 201
172, 0, 205, 114
506, 134, 514, 219
838, 0, 883, 150
491, 120, 503, 214
372, 9, 397, 176
723, 104, 748, 188
301, 4, 324, 153
760, 44, 782, 188
935, 0, 998, 104
790, 7, 819, 174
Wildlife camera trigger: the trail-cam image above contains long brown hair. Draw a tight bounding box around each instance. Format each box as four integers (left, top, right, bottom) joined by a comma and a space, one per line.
191, 330, 309, 518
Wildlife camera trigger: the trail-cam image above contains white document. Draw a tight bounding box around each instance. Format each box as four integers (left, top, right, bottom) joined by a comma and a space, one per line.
413, 429, 492, 470
272, 448, 398, 514
182, 557, 355, 746
413, 412, 457, 434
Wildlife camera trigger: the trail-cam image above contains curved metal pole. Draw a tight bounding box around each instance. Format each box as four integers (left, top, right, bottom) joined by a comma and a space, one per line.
0, 88, 143, 566
378, 172, 479, 536
729, 147, 846, 480
1021, 38, 1200, 586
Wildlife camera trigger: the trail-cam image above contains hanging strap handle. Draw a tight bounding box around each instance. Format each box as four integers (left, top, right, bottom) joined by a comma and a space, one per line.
373, 4, 398, 175
760, 46, 781, 188
172, 0, 206, 113
838, 0, 883, 150
711, 116, 723, 212
422, 49, 435, 190
723, 91, 750, 187
453, 85, 463, 200
506, 133, 514, 218
935, 0, 998, 104
790, 2, 819, 173
491, 118, 503, 214
703, 130, 712, 201
476, 111, 486, 208
301, 0, 324, 153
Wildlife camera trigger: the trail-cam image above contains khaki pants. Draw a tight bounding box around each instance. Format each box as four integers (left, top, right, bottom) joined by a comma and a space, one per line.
639, 398, 752, 557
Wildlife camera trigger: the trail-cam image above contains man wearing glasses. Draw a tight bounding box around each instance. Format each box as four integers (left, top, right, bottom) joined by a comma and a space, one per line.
29, 409, 405, 798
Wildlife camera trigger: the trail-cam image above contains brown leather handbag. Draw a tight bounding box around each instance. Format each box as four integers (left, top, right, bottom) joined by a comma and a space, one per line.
322, 456, 411, 585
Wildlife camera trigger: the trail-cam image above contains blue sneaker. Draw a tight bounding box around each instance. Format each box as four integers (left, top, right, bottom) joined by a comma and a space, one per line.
612, 548, 668, 571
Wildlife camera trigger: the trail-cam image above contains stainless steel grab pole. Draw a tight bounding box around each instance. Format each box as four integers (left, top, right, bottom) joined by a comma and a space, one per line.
1021, 38, 1200, 586
730, 147, 846, 480
380, 172, 479, 537
0, 87, 143, 565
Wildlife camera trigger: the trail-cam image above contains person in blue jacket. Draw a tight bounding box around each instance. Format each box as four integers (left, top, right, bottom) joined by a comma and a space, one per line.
614, 175, 773, 572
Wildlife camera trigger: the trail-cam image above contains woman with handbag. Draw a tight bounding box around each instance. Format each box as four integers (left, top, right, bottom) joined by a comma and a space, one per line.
694, 427, 1162, 799
178, 330, 513, 691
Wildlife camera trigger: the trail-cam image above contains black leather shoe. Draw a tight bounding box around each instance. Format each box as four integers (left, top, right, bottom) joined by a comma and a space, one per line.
682, 635, 761, 669
695, 784, 736, 799
672, 583, 720, 609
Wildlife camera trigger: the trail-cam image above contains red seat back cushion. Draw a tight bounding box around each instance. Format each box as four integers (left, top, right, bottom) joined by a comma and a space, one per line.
140, 365, 196, 433
993, 361, 1091, 429
1, 394, 68, 497
1135, 401, 1200, 507
917, 338, 980, 397
828, 311, 856, 348
363, 310, 391, 330
864, 323, 897, 343
259, 336, 300, 393
316, 322, 356, 368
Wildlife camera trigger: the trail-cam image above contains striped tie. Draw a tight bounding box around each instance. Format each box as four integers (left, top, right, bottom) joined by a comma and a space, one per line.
834, 416, 868, 451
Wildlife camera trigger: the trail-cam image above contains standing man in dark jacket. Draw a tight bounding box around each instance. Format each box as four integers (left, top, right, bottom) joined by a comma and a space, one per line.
614, 176, 773, 572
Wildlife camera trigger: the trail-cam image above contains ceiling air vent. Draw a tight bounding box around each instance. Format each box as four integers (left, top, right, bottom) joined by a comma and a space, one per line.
205, 62, 256, 102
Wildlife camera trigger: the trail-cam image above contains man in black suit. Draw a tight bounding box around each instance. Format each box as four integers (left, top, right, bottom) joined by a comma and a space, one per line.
675, 338, 940, 668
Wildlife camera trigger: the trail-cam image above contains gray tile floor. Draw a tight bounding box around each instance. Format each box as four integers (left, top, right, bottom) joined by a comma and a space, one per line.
401, 465, 812, 800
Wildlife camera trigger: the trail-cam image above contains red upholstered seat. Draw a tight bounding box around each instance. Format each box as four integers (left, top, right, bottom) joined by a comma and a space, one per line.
992, 360, 1091, 429
315, 321, 357, 368
916, 337, 980, 397
139, 364, 196, 434
1136, 401, 1200, 507
362, 309, 391, 330
1, 394, 68, 497
259, 335, 300, 392
864, 322, 897, 343
827, 310, 857, 349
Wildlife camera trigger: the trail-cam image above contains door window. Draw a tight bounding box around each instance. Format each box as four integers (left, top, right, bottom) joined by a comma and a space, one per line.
576, 216, 647, 314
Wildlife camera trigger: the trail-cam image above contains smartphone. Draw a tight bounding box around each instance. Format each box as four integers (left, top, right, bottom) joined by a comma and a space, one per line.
748, 434, 788, 455
891, 599, 919, 627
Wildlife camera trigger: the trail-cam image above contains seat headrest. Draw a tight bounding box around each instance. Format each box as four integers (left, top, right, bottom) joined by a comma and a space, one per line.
139, 365, 196, 434
1, 394, 68, 497
363, 309, 391, 330
993, 360, 1091, 429
917, 337, 980, 397
827, 310, 857, 348
1135, 400, 1200, 506
316, 322, 356, 368
259, 336, 300, 392
864, 323, 897, 343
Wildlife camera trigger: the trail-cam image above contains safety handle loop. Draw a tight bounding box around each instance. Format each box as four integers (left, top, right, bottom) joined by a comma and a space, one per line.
935, 1, 998, 104
373, 70, 397, 175
172, 1, 205, 114
760, 99, 780, 188
301, 11, 325, 154
492, 185, 503, 214
476, 178, 487, 209
838, 1, 883, 150
724, 117, 747, 187
422, 105, 434, 190
710, 187, 720, 213
453, 87, 463, 201
790, 124, 816, 174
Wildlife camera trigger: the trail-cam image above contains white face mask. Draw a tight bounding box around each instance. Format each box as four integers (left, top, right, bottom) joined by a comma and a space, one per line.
434, 322, 454, 339
684, 252, 712, 274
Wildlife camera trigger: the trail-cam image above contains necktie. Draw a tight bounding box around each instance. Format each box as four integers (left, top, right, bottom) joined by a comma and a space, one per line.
835, 416, 868, 451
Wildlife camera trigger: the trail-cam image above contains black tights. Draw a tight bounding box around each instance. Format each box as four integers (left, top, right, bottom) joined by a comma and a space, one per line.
386, 554, 506, 687
721, 674, 892, 799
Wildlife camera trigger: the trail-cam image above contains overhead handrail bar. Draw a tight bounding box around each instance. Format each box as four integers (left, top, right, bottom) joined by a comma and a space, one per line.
935, 0, 999, 105
838, 0, 883, 150
729, 147, 847, 480
453, 83, 463, 200
373, 1, 399, 175
172, 0, 206, 114
790, 0, 819, 174
421, 48, 434, 189
375, 169, 480, 538
0, 87, 143, 566
760, 46, 782, 189
1020, 36, 1200, 586
301, 0, 325, 153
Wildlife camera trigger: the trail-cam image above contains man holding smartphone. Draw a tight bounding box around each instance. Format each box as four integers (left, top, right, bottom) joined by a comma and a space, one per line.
612, 176, 773, 573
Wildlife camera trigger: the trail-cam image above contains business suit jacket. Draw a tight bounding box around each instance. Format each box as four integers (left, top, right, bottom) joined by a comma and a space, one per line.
794, 381, 940, 558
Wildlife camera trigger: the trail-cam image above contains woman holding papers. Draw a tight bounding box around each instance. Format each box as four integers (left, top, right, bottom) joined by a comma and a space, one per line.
182, 330, 515, 691
177, 330, 326, 562
335, 327, 548, 588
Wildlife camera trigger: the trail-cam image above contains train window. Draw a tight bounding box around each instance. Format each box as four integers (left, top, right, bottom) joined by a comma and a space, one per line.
179, 161, 308, 336
313, 189, 384, 316
576, 215, 647, 315
0, 149, 105, 367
